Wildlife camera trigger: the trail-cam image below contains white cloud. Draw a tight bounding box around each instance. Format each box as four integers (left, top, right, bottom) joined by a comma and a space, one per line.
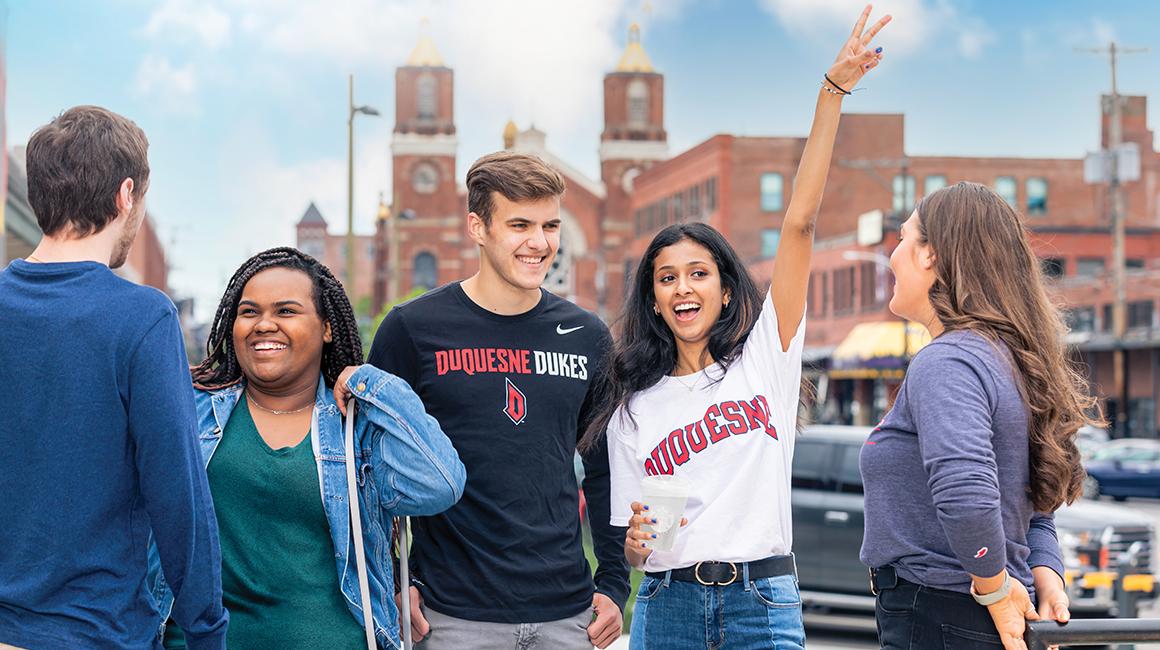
132, 55, 198, 111
957, 17, 996, 59
757, 0, 995, 59
1091, 18, 1117, 46
227, 0, 633, 148
140, 0, 695, 315
143, 0, 232, 49
1020, 16, 1132, 70
166, 118, 393, 320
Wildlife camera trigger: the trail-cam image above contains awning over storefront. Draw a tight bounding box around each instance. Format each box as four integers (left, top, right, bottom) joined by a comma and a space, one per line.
830, 320, 930, 379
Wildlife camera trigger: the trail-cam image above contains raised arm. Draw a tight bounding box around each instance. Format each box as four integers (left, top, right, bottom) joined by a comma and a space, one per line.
770, 4, 889, 351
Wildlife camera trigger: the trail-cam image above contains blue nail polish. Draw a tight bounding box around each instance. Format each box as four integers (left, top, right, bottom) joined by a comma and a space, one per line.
651, 534, 657, 539
643, 505, 649, 511
875, 46, 883, 53
652, 518, 657, 524
641, 542, 648, 548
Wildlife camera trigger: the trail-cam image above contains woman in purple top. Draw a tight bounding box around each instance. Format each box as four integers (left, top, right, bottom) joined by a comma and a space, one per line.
860, 182, 1103, 650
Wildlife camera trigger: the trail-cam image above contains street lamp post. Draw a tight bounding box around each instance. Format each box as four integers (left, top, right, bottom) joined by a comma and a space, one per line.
347, 74, 380, 303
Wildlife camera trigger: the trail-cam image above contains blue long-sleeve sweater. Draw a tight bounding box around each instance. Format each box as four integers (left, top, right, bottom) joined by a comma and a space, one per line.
0, 260, 227, 649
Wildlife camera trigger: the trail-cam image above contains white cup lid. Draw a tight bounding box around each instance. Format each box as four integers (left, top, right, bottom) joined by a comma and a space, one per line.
640, 474, 690, 498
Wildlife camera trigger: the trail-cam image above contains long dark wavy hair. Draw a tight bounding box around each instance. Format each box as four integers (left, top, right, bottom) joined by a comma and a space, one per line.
916, 182, 1102, 511
191, 247, 364, 390
580, 223, 764, 453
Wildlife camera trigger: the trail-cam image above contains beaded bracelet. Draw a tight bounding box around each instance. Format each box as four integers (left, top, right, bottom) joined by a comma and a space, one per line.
823, 73, 852, 96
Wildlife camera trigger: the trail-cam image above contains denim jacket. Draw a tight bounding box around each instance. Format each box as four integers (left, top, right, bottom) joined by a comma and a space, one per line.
147, 364, 466, 649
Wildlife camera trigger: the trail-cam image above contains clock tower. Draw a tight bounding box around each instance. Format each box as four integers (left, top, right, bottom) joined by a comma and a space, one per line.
375, 31, 464, 313
600, 23, 668, 316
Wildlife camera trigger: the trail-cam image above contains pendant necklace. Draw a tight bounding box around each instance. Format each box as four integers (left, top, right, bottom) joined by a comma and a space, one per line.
247, 390, 313, 415
672, 371, 703, 392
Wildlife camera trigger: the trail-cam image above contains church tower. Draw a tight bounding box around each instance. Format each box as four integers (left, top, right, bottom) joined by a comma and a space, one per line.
600, 23, 668, 315
376, 31, 463, 314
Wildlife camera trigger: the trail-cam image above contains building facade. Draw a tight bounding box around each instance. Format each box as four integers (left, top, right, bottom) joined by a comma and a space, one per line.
294, 201, 377, 314
356, 29, 1158, 437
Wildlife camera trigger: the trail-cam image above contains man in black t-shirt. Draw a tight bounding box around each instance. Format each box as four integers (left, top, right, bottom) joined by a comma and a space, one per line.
368, 152, 628, 650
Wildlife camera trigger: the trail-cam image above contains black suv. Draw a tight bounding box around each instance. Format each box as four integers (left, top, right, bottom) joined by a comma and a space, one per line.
792, 425, 1157, 625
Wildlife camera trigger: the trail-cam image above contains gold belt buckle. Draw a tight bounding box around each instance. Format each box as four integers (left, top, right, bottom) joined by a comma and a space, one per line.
694, 561, 738, 587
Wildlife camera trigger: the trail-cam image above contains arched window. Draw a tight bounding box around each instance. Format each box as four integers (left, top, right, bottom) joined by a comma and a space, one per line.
627, 79, 649, 128
544, 235, 569, 295
413, 251, 437, 290
417, 74, 437, 119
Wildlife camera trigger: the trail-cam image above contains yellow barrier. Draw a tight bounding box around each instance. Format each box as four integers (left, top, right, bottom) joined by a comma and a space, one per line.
1070, 571, 1155, 592
1081, 572, 1117, 589
1123, 575, 1155, 592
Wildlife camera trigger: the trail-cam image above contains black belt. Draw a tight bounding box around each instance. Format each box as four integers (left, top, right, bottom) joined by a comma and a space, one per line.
869, 565, 905, 596
647, 555, 796, 587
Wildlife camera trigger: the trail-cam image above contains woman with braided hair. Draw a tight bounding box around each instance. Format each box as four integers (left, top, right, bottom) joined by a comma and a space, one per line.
149, 247, 465, 649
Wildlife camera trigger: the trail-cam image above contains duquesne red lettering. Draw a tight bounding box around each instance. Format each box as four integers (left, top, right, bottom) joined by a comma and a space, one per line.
643, 395, 778, 476
435, 348, 532, 376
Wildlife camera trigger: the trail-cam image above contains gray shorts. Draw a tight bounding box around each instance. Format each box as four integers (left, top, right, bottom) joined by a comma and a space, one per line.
416, 607, 593, 650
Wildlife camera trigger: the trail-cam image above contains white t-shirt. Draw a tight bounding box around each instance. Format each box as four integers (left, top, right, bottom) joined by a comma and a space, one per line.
608, 291, 805, 572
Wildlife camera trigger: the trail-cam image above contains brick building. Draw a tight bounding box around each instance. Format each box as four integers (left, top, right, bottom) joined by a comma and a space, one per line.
5, 147, 170, 294
729, 97, 1160, 438
358, 29, 1158, 437
370, 27, 669, 321
294, 201, 376, 313
119, 213, 169, 292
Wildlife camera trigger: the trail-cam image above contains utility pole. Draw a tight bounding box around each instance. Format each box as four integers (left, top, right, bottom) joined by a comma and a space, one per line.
1078, 42, 1147, 437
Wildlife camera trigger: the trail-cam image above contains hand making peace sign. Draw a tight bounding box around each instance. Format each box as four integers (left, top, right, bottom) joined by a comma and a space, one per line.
826, 4, 891, 93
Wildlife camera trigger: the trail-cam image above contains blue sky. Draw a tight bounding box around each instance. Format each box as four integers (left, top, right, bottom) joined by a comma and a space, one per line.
4, 0, 1158, 319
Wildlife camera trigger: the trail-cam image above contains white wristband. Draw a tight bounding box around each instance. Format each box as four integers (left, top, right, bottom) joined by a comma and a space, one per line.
970, 573, 1011, 607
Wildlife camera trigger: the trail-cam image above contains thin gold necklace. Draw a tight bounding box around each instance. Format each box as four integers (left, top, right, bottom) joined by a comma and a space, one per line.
27, 255, 45, 263
671, 370, 703, 392
246, 390, 313, 415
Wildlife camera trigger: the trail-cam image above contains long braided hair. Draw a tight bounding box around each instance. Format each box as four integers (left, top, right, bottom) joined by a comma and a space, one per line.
191, 247, 364, 390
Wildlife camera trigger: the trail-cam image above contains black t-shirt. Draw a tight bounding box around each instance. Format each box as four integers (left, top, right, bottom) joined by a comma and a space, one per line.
367, 283, 629, 623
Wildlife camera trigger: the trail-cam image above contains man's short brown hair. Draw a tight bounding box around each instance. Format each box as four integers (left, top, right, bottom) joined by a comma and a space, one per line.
26, 105, 150, 237
466, 152, 565, 226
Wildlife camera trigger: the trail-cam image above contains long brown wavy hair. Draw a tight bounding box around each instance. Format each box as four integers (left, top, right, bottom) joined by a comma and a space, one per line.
916, 182, 1102, 512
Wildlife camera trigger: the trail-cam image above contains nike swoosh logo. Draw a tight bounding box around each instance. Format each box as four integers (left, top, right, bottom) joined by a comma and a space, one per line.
556, 325, 585, 335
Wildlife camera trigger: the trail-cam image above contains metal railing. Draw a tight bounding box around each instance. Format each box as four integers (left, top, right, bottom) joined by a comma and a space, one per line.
1026, 618, 1160, 649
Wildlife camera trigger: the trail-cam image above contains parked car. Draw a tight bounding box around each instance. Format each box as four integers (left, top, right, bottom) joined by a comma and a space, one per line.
1077, 425, 1111, 461
1084, 438, 1160, 501
792, 425, 1156, 626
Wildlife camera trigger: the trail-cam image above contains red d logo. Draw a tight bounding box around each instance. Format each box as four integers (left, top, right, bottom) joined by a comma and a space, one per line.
503, 378, 527, 425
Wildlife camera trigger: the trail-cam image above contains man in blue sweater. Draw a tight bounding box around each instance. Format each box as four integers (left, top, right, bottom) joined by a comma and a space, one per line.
0, 106, 227, 649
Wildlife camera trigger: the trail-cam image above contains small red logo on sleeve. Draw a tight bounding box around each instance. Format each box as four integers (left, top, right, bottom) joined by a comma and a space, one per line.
974, 547, 988, 559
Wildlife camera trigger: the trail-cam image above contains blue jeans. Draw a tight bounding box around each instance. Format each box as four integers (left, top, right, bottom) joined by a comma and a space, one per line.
629, 571, 805, 649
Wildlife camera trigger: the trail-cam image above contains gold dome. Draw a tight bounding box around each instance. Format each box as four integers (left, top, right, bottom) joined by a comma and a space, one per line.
503, 120, 518, 149
615, 23, 655, 73
406, 33, 444, 67
376, 194, 391, 222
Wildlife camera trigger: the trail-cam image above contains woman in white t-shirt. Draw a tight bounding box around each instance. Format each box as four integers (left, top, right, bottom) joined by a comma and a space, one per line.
580, 7, 890, 648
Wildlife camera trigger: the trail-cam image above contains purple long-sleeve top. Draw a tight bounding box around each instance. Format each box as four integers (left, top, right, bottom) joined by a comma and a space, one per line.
860, 329, 1065, 597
